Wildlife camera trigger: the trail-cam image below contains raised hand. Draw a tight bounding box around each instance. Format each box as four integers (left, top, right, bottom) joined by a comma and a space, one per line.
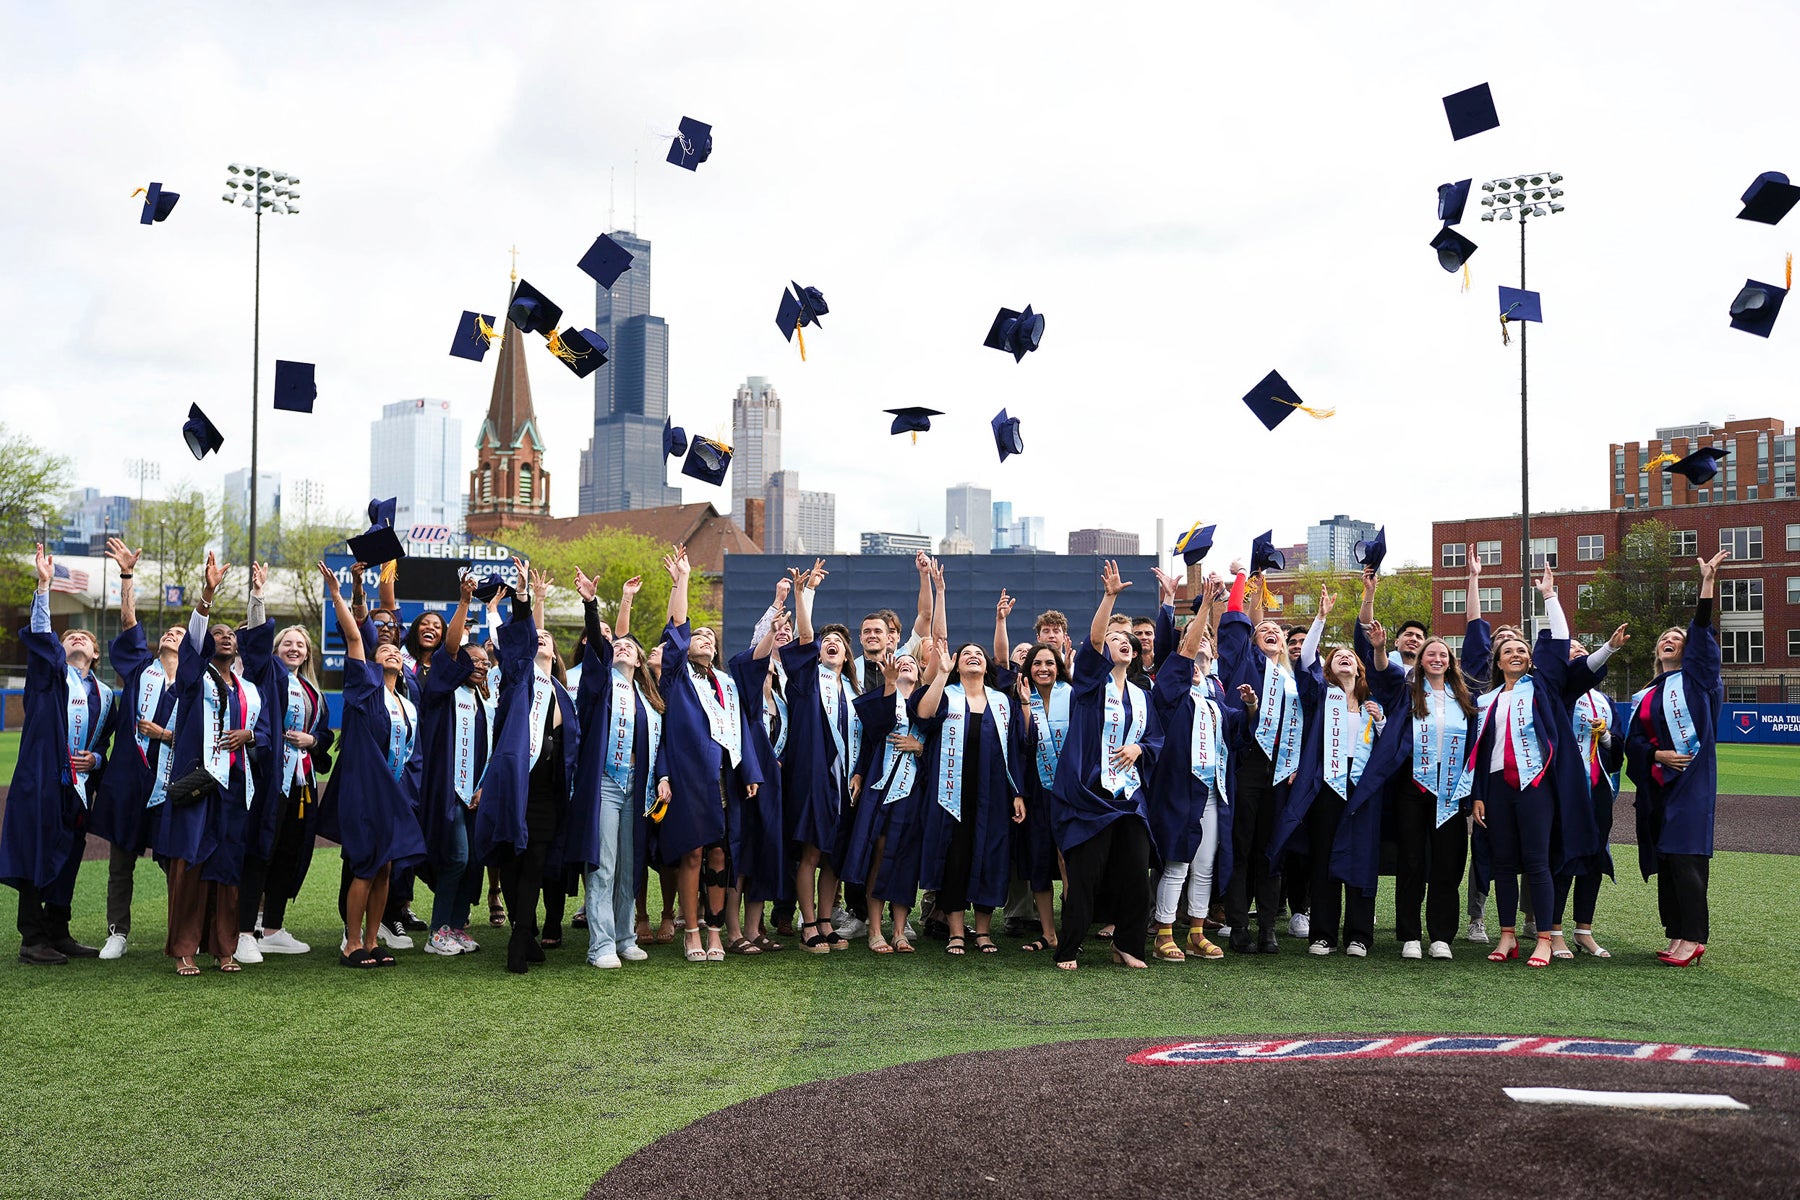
530, 566, 553, 595
1361, 566, 1378, 600
938, 638, 956, 676
104, 537, 142, 573
786, 565, 810, 591
773, 576, 791, 606
34, 543, 52, 587
316, 561, 341, 598
622, 575, 643, 599
1700, 547, 1729, 576
1367, 618, 1386, 651
1608, 623, 1630, 650
573, 566, 597, 603
203, 551, 229, 594
879, 650, 902, 687
806, 556, 826, 588
996, 588, 1015, 619
1319, 586, 1335, 617
1535, 565, 1556, 597
1101, 560, 1132, 596
915, 550, 931, 576
250, 562, 269, 595
928, 558, 944, 588
1468, 556, 1482, 583
458, 571, 478, 604
1228, 559, 1245, 577
1150, 567, 1176, 605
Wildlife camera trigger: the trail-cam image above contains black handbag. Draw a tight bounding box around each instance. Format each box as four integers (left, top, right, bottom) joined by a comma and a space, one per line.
166, 666, 229, 807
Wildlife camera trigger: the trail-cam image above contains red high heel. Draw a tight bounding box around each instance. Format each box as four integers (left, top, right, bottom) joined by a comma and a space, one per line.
1486, 945, 1519, 963
1660, 945, 1704, 967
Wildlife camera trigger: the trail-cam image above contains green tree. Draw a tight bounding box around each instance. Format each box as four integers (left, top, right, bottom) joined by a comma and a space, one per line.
1584, 518, 1689, 695
0, 423, 74, 619
1273, 563, 1435, 651
126, 482, 220, 621
499, 525, 721, 651
265, 489, 357, 634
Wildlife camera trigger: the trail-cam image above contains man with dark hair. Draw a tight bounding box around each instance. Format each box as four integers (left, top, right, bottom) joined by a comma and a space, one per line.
1032, 609, 1071, 663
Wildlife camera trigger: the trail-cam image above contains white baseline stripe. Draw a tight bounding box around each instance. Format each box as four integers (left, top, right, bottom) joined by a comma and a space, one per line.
1504, 1087, 1748, 1111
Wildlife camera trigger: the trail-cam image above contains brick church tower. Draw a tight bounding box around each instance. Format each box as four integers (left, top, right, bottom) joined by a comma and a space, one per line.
465, 305, 551, 538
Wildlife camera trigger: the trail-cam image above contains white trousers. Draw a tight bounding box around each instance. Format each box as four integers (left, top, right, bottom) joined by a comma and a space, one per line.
1154, 792, 1219, 924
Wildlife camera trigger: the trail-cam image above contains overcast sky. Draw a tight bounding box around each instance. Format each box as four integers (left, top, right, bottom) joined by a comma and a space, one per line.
4, 3, 1796, 569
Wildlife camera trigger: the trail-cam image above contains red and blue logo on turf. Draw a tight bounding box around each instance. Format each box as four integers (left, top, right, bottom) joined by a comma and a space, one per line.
1128, 1035, 1799, 1070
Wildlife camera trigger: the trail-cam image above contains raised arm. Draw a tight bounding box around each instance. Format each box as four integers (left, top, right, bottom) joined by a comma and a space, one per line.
913, 639, 954, 720
248, 561, 268, 628
1466, 556, 1483, 621
663, 544, 690, 628
348, 561, 369, 623
1300, 587, 1331, 670
993, 589, 1014, 665
377, 559, 399, 618
1538, 566, 1569, 640
1698, 547, 1726, 603
193, 550, 228, 644
792, 558, 825, 645
1090, 560, 1132, 650
105, 537, 142, 632
1358, 565, 1377, 629
612, 574, 639, 639
912, 550, 933, 641
929, 558, 948, 645
445, 570, 477, 652
320, 562, 362, 661
527, 563, 550, 628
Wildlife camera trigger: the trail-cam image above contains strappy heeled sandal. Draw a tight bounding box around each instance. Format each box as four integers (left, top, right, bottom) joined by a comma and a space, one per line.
945, 934, 966, 956
972, 933, 1000, 954
1185, 929, 1224, 959
1575, 928, 1611, 958
176, 956, 201, 977
1152, 931, 1186, 963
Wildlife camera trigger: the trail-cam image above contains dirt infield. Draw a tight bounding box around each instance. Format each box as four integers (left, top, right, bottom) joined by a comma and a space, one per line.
590, 1036, 1800, 1200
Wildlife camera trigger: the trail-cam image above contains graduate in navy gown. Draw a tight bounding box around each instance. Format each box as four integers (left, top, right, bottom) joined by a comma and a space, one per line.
725, 580, 794, 954
472, 560, 581, 974
89, 538, 179, 961
1014, 641, 1071, 954
1468, 567, 1597, 969
316, 561, 428, 969
843, 644, 931, 953
1267, 589, 1388, 957
0, 544, 115, 965
910, 634, 1026, 957
147, 552, 265, 974
1625, 549, 1727, 967
414, 574, 495, 957
237, 562, 335, 961
1051, 561, 1163, 970
1548, 624, 1630, 960
1148, 580, 1243, 962
653, 545, 764, 963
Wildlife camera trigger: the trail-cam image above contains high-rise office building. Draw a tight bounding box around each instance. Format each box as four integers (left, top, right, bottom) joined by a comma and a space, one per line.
578, 229, 681, 513
861, 531, 933, 555
1011, 515, 1045, 550
370, 398, 464, 532
798, 489, 835, 554
992, 500, 1014, 549
765, 469, 837, 553
946, 483, 993, 554
1307, 513, 1379, 572
53, 488, 133, 556
1068, 527, 1139, 555
732, 376, 781, 526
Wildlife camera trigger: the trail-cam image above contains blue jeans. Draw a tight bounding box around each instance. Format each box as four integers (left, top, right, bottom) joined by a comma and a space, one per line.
584, 774, 638, 962
431, 805, 483, 931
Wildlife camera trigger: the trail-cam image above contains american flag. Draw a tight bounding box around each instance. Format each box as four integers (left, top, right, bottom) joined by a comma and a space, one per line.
50, 563, 89, 594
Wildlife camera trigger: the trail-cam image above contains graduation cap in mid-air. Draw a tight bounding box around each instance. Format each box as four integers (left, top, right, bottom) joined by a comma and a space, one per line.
450, 310, 499, 362
506, 279, 562, 336
577, 234, 635, 288
136, 182, 179, 225
1174, 521, 1215, 566
983, 304, 1045, 362
1498, 286, 1542, 324
272, 360, 316, 413
681, 436, 732, 486
991, 409, 1024, 462
1737, 172, 1800, 225
347, 497, 405, 566
470, 570, 510, 603
182, 404, 223, 460
1438, 179, 1472, 225
1431, 226, 1478, 272
1647, 446, 1730, 487
776, 283, 829, 359
547, 327, 609, 378
1442, 83, 1499, 140
1728, 279, 1787, 337
886, 407, 942, 443
663, 418, 688, 460
666, 116, 713, 171
1242, 369, 1334, 431
1354, 527, 1388, 573
1250, 530, 1286, 575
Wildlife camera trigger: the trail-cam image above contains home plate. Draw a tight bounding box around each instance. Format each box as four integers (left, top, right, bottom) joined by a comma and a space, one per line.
1506, 1087, 1749, 1110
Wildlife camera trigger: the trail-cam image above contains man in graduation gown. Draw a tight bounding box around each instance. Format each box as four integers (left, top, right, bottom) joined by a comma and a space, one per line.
1, 546, 115, 964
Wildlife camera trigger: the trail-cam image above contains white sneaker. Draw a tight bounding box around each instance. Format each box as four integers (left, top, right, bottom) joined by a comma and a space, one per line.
1217, 923, 1233, 939
1288, 911, 1311, 939
378, 920, 414, 950
341, 933, 350, 954
620, 945, 649, 962
834, 916, 868, 939
1346, 941, 1368, 958
903, 921, 919, 941
99, 929, 128, 960
591, 953, 623, 969
1308, 940, 1334, 956
1400, 940, 1423, 960
233, 932, 264, 964
1466, 919, 1489, 945
424, 928, 463, 956
830, 904, 851, 927
1428, 940, 1454, 960
257, 929, 311, 955
1521, 919, 1538, 941
450, 929, 481, 954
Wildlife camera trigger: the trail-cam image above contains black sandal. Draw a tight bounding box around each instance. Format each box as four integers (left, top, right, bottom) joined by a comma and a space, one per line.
370, 945, 396, 967
339, 948, 378, 969
802, 926, 832, 955
972, 933, 999, 954
946, 935, 966, 956
1019, 937, 1052, 952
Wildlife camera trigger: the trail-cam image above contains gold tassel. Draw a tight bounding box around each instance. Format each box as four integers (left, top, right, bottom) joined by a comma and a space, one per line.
475, 315, 501, 346
1643, 452, 1680, 472
1500, 315, 1511, 346
129, 186, 147, 199
1258, 576, 1279, 610
796, 321, 807, 362
1272, 396, 1336, 420
910, 431, 918, 445
1787, 252, 1792, 290
1461, 262, 1471, 293
545, 331, 584, 365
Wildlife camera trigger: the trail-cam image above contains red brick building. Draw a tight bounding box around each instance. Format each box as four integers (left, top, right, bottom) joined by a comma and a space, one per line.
465, 311, 551, 539
1434, 418, 1800, 701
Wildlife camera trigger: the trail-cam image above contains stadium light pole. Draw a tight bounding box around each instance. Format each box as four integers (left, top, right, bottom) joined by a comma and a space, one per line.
222, 162, 302, 580
1478, 171, 1566, 629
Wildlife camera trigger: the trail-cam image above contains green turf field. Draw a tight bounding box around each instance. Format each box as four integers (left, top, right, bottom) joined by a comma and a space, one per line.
0, 846, 1795, 1200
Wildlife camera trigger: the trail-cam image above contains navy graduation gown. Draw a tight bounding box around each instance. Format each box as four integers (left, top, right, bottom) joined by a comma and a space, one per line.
416, 645, 488, 879
151, 628, 261, 885
1460, 618, 1494, 687
318, 658, 427, 880
1148, 653, 1240, 882
567, 633, 666, 873
239, 620, 334, 864
727, 648, 786, 903
780, 639, 853, 854
1353, 622, 1409, 716
1015, 685, 1067, 895
838, 686, 901, 887
910, 685, 1025, 910
1624, 613, 1721, 876
1051, 641, 1163, 854
1354, 684, 1480, 895
1559, 653, 1619, 881
90, 625, 172, 856
473, 608, 579, 867
1267, 666, 1384, 895
655, 620, 760, 867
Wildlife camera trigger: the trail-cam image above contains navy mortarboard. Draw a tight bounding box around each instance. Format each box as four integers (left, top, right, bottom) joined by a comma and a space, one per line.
272, 360, 316, 413
470, 570, 510, 603
681, 436, 732, 486
577, 234, 635, 288
991, 409, 1024, 461
1498, 286, 1541, 345
1728, 279, 1786, 337
1250, 531, 1286, 575
547, 327, 609, 378
1354, 527, 1388, 573
983, 304, 1045, 362
1442, 83, 1499, 140
506, 279, 562, 336
1242, 369, 1333, 432
1438, 179, 1472, 225
136, 182, 179, 225
776, 282, 828, 359
886, 407, 942, 444
347, 497, 405, 566
1174, 521, 1215, 566
1737, 172, 1800, 225
667, 116, 713, 171
1647, 446, 1729, 487
182, 404, 223, 460
450, 310, 499, 362
663, 418, 689, 460
1431, 226, 1478, 273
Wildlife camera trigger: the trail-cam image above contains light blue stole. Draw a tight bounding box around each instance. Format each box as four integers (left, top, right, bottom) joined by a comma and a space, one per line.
937, 684, 1013, 818
1027, 682, 1071, 788
1254, 656, 1303, 784
1411, 684, 1473, 826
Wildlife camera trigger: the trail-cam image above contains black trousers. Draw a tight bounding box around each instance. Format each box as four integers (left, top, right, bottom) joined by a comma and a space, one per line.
382, 865, 417, 923
1306, 787, 1375, 949
1226, 752, 1284, 934
1657, 853, 1709, 943
1284, 853, 1311, 915
1056, 815, 1151, 964
15, 829, 86, 947
1552, 872, 1602, 928
1484, 773, 1554, 930
1393, 790, 1468, 945
259, 787, 314, 932
498, 784, 562, 947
